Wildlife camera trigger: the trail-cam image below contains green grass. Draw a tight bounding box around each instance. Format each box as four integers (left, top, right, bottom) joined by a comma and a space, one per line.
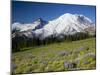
12, 38, 96, 74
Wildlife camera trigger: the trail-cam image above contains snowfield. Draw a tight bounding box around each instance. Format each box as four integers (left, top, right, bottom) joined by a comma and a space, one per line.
12, 13, 95, 39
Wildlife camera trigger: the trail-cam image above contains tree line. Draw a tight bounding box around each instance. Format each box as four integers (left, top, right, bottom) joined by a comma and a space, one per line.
12, 32, 95, 52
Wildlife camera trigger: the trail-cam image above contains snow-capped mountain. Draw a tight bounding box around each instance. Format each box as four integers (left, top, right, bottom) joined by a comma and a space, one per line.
12, 18, 47, 32
12, 13, 95, 39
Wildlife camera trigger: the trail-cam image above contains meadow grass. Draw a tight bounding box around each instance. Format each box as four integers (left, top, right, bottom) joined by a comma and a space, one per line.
12, 38, 96, 74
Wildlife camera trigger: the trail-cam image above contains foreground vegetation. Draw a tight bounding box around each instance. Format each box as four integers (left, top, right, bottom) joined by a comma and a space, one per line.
12, 38, 96, 74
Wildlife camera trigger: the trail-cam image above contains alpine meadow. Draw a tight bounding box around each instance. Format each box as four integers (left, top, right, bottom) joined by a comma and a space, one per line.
11, 1, 96, 74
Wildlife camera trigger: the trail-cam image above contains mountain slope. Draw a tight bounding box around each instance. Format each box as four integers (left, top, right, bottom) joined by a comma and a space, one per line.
33, 13, 95, 38
12, 18, 47, 32
12, 13, 95, 39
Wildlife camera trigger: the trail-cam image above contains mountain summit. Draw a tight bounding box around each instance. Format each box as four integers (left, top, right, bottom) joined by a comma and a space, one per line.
12, 17, 47, 32
12, 13, 95, 39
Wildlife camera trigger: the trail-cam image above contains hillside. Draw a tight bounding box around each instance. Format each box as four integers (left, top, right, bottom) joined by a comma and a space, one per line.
12, 13, 95, 53
12, 38, 96, 74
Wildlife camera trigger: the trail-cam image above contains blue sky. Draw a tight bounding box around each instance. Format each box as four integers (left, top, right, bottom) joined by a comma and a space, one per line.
12, 1, 96, 23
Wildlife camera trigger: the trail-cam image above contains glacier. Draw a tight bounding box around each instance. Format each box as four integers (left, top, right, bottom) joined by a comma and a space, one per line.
12, 13, 95, 39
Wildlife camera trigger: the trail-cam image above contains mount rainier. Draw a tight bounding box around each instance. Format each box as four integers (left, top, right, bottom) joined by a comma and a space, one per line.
12, 13, 95, 39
